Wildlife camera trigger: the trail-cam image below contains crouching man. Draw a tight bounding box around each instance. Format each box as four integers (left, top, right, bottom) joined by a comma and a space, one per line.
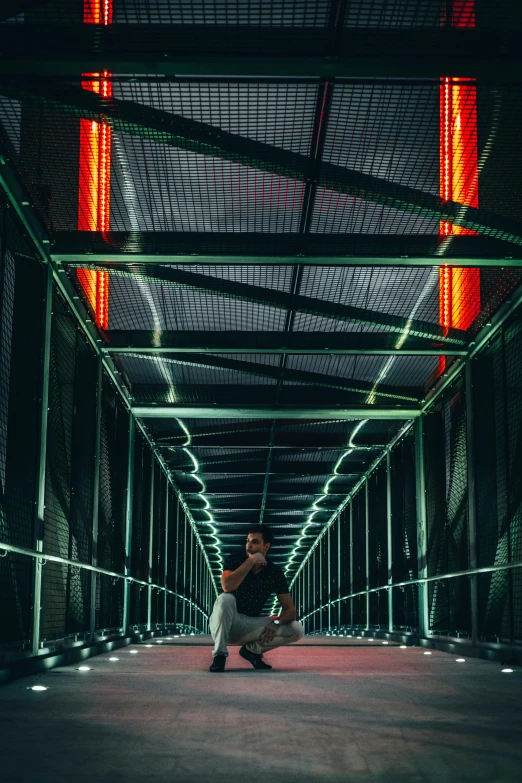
208, 525, 304, 672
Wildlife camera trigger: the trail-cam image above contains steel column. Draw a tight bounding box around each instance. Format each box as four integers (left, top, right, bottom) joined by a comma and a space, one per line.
365, 479, 370, 631
163, 482, 169, 626
465, 359, 479, 646
337, 514, 341, 627
147, 457, 154, 631
31, 264, 52, 656
386, 449, 393, 633
415, 416, 430, 639
122, 414, 135, 635
183, 511, 187, 628
327, 526, 331, 631
89, 356, 103, 640
316, 536, 324, 630
349, 500, 354, 628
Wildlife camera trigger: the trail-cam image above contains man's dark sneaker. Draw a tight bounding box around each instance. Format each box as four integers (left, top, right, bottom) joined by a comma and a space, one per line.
209, 654, 227, 673
239, 646, 273, 670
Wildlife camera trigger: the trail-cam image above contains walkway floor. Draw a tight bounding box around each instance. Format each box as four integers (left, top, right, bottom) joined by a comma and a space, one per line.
1, 636, 520, 783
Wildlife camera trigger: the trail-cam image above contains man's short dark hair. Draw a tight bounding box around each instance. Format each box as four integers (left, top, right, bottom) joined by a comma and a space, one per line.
247, 525, 274, 548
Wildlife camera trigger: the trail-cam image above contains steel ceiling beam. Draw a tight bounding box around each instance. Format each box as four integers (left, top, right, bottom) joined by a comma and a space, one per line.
132, 405, 420, 419
171, 464, 366, 476
5, 80, 522, 244
55, 253, 522, 267
122, 353, 420, 402
51, 232, 522, 262
104, 330, 467, 355
84, 265, 467, 344
0, 26, 521, 79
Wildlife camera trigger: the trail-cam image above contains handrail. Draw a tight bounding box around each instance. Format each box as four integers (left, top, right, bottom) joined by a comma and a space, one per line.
0, 542, 208, 619
300, 560, 522, 621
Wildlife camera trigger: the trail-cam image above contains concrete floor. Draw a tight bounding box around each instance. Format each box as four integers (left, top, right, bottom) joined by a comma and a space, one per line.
0, 636, 520, 783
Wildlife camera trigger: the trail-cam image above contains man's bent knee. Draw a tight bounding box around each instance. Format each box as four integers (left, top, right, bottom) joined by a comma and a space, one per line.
290, 620, 304, 641
215, 592, 236, 609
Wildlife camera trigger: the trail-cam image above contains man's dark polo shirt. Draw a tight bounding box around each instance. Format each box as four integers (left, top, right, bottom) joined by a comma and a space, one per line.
222, 552, 290, 617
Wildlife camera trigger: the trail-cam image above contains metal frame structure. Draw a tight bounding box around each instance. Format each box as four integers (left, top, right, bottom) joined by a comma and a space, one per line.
1, 0, 522, 665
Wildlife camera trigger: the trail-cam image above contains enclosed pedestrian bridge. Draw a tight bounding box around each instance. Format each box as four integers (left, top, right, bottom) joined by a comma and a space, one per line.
0, 2, 521, 781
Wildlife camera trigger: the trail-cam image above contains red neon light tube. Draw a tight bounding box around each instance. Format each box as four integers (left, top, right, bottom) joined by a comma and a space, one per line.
77, 0, 112, 330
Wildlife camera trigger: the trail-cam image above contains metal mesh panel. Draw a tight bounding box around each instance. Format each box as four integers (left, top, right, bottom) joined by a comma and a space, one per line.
0, 211, 43, 645
96, 373, 129, 631
368, 463, 388, 628
473, 311, 522, 642
130, 429, 152, 626
425, 378, 471, 638
390, 432, 418, 630
41, 290, 96, 640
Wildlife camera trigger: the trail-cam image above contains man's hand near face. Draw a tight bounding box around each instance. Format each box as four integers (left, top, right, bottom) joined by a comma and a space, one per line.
249, 552, 267, 567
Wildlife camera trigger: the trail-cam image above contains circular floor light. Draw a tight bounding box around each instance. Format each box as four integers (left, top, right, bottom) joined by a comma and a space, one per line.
29, 685, 47, 691
129, 650, 138, 655
145, 644, 153, 648
77, 666, 92, 671
109, 657, 119, 662
456, 658, 466, 663
424, 651, 432, 655
502, 668, 514, 673
382, 641, 389, 645
400, 645, 407, 649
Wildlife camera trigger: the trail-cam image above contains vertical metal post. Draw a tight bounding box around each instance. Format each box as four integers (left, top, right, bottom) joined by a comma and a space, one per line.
31, 265, 53, 656
365, 479, 370, 631
147, 457, 154, 631
415, 416, 430, 639
337, 513, 341, 627
318, 536, 324, 631
175, 499, 180, 628
89, 357, 103, 640
306, 555, 312, 627
121, 415, 135, 636
328, 525, 331, 631
312, 547, 317, 631
349, 500, 354, 628
189, 529, 194, 630
182, 511, 187, 628
465, 359, 479, 646
386, 449, 393, 633
163, 481, 169, 628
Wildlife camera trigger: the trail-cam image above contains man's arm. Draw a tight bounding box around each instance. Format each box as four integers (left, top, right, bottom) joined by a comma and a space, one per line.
258, 593, 297, 645
221, 553, 266, 592
274, 592, 297, 625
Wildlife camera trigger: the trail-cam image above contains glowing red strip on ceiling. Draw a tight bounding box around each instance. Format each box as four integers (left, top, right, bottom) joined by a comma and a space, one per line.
77, 0, 112, 330
439, 0, 480, 376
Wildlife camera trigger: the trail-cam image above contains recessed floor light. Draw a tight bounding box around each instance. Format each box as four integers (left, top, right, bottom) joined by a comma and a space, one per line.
156, 640, 163, 644
382, 641, 389, 645
145, 644, 153, 648
400, 645, 407, 649
109, 657, 119, 662
424, 652, 432, 655
129, 650, 138, 655
174, 635, 180, 638
29, 685, 47, 691
77, 666, 92, 671
368, 638, 374, 642
456, 658, 465, 663
356, 636, 362, 640
502, 668, 514, 673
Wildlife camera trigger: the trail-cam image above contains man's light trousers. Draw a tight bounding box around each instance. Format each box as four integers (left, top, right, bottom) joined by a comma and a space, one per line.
209, 593, 305, 658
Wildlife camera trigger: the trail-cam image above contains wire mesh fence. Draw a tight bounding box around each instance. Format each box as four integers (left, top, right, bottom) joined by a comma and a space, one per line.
0, 221, 213, 657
